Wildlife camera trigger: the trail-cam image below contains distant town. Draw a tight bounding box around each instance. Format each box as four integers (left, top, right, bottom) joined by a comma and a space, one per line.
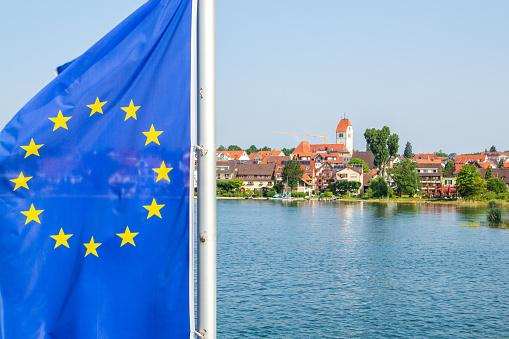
199, 118, 509, 200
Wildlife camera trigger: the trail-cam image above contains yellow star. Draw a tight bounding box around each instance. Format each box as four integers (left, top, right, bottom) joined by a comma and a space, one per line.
152, 161, 172, 182
20, 139, 43, 158
142, 124, 163, 146
143, 198, 165, 219
50, 228, 73, 249
116, 226, 139, 247
48, 110, 71, 131
84, 236, 101, 257
87, 97, 107, 117
10, 172, 32, 191
20, 204, 44, 224
121, 100, 140, 121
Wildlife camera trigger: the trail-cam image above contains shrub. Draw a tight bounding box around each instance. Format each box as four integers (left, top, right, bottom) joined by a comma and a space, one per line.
487, 178, 508, 194
367, 177, 393, 198
488, 200, 503, 208
487, 208, 503, 224
480, 191, 497, 201
322, 190, 332, 197
495, 192, 509, 200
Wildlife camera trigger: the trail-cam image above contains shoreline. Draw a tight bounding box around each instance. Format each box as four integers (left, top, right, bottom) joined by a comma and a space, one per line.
209, 196, 506, 207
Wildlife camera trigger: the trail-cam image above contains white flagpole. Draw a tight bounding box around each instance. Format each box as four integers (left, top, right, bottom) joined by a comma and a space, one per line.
197, 0, 216, 337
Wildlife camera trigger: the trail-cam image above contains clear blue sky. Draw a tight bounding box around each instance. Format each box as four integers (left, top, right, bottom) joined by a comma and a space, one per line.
1, 0, 508, 155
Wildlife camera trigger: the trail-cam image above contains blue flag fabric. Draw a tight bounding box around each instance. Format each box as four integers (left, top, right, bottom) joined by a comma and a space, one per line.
0, 0, 193, 337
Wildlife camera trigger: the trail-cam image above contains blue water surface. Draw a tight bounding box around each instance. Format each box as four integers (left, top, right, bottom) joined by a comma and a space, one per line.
214, 200, 509, 338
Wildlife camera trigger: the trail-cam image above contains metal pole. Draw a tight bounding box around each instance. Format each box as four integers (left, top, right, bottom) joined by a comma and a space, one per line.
197, 0, 216, 337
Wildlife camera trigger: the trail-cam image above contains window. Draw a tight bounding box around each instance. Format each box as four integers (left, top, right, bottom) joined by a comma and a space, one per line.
306, 166, 311, 171
226, 174, 230, 178
248, 181, 254, 185
337, 133, 344, 138
351, 174, 357, 178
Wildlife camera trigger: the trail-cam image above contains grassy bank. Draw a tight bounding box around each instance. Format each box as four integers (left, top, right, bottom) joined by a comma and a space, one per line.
213, 195, 509, 207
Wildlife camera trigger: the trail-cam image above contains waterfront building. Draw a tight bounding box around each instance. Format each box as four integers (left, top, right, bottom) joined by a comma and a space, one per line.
216, 160, 237, 180
416, 163, 443, 191
236, 163, 276, 191
334, 165, 364, 194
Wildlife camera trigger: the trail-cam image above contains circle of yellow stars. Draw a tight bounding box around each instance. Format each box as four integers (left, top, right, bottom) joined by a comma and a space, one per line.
12, 97, 173, 258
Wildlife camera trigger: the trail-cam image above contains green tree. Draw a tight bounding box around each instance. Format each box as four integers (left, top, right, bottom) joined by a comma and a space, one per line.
498, 159, 504, 168
348, 158, 369, 173
485, 166, 493, 179
227, 145, 242, 151
282, 147, 295, 156
387, 159, 420, 197
388, 134, 399, 160
364, 126, 399, 177
456, 164, 485, 198
273, 183, 285, 193
246, 145, 258, 155
230, 179, 244, 191
261, 146, 272, 151
444, 160, 454, 174
486, 178, 508, 194
217, 145, 226, 151
366, 176, 393, 198
282, 160, 304, 193
216, 179, 243, 194
489, 145, 497, 152
435, 149, 448, 157
403, 142, 413, 158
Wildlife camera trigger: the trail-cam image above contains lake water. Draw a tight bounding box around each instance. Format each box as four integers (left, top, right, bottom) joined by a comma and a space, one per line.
211, 200, 509, 338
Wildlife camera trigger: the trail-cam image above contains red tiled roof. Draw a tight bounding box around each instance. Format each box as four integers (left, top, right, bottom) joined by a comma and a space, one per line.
412, 153, 438, 161
301, 173, 314, 186
477, 162, 492, 169
455, 163, 465, 173
265, 155, 291, 164
414, 158, 442, 164
258, 151, 284, 157
292, 141, 311, 154
454, 154, 486, 163
335, 118, 352, 132
248, 153, 260, 160
292, 141, 349, 155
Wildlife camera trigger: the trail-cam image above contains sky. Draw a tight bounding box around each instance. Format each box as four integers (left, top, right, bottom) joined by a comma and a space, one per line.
1, 0, 508, 155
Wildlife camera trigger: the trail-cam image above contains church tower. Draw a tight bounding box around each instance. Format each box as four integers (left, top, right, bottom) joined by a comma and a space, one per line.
336, 118, 353, 154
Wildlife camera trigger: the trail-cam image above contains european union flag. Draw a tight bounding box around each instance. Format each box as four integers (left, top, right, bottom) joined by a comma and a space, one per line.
0, 0, 193, 337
